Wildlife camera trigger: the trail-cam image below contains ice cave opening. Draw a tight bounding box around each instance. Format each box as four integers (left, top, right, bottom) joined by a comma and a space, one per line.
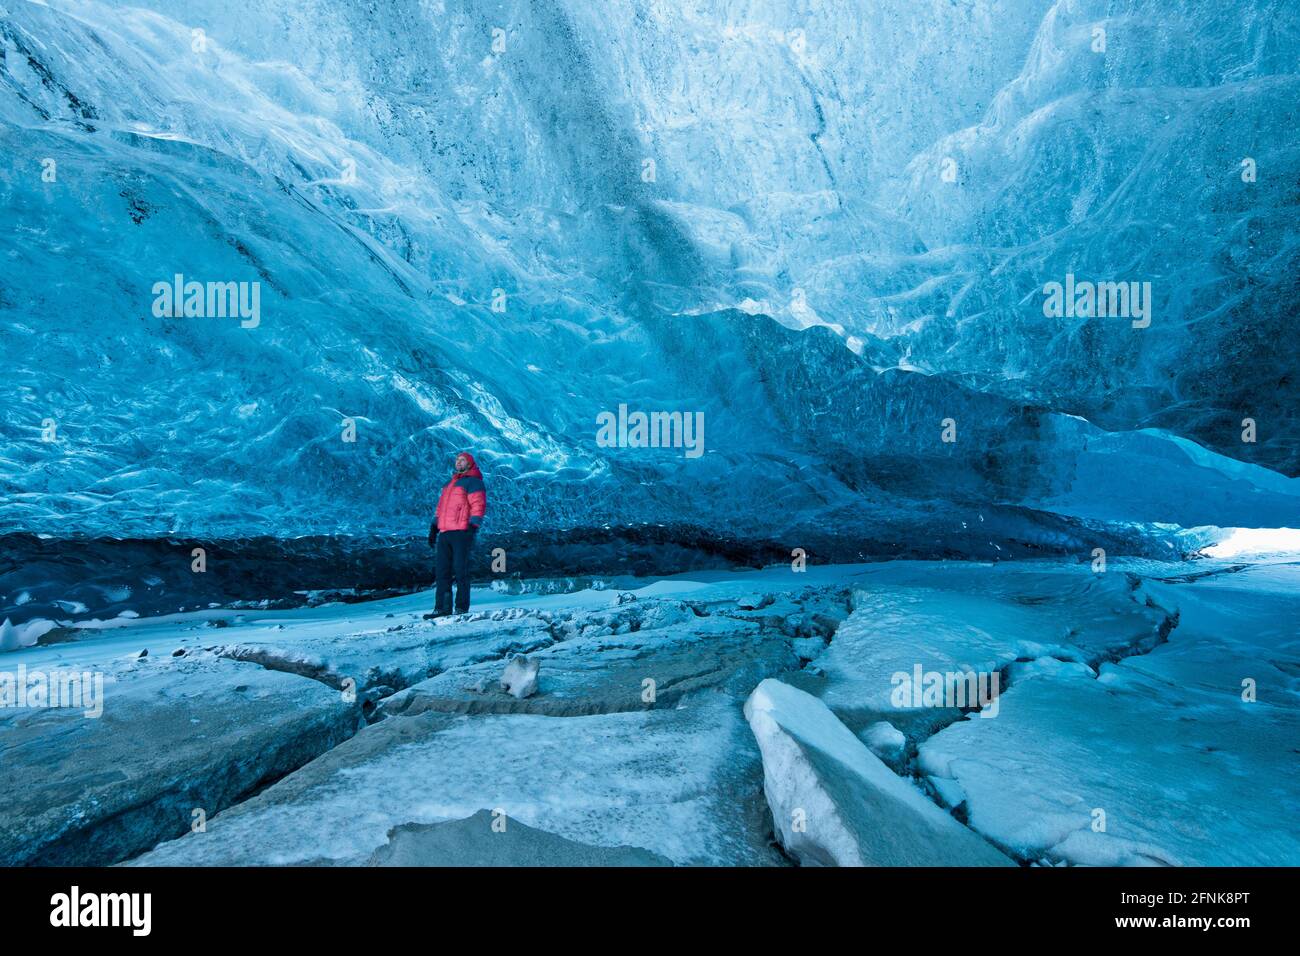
1201, 527, 1300, 559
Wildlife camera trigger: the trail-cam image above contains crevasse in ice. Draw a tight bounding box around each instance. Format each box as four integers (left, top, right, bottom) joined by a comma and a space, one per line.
1, 0, 1297, 544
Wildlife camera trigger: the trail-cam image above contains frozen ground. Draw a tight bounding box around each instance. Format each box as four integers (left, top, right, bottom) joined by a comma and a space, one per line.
1, 557, 1295, 866
917, 561, 1300, 866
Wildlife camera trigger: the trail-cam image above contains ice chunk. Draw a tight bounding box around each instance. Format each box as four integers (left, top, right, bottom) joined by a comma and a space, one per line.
499, 655, 540, 700
743, 679, 1012, 866
862, 720, 906, 757
0, 618, 54, 652
0, 647, 361, 866
805, 561, 1165, 733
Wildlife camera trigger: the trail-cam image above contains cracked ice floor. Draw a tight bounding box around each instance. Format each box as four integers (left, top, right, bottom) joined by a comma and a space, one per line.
1, 558, 1295, 867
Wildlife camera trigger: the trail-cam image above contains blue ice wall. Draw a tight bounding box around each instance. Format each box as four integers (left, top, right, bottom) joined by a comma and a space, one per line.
1, 0, 1297, 546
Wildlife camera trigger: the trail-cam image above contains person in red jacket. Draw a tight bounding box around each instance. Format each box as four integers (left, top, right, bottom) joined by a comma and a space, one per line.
427, 451, 486, 617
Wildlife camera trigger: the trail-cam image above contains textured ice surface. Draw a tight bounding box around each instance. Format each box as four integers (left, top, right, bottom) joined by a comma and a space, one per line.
4, 563, 844, 864
2, 0, 1296, 551
792, 560, 1170, 734
0, 635, 361, 866
132, 693, 782, 866
380, 608, 800, 718
3, 558, 1294, 866
917, 561, 1300, 865
368, 810, 673, 867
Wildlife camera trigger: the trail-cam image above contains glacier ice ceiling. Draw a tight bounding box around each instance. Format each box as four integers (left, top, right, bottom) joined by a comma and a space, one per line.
1, 0, 1298, 575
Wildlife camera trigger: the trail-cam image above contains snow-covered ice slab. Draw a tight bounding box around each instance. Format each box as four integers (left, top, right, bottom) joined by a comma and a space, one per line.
190, 572, 849, 707
918, 561, 1300, 866
796, 561, 1168, 735
131, 690, 782, 867
380, 603, 799, 717
0, 646, 361, 866
744, 679, 1012, 866
211, 607, 560, 701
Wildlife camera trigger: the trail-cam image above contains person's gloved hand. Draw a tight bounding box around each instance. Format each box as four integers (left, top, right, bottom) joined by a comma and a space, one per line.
427, 523, 438, 548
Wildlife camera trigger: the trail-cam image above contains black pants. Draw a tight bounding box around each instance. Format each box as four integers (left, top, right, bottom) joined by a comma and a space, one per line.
434, 530, 474, 614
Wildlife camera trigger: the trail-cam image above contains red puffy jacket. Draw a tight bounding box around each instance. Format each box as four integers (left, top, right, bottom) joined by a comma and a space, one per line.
435, 452, 487, 532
